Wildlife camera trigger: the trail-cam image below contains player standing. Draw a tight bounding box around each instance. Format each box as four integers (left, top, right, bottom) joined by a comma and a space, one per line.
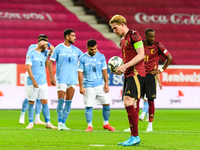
49, 29, 83, 130
25, 37, 57, 129
19, 34, 50, 125
139, 74, 162, 122
141, 28, 172, 131
109, 15, 145, 146
78, 39, 115, 132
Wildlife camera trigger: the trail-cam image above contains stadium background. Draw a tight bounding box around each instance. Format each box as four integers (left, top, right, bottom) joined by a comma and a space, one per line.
0, 0, 200, 109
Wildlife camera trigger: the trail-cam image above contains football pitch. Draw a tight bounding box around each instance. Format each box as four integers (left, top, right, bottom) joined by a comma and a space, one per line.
0, 109, 200, 150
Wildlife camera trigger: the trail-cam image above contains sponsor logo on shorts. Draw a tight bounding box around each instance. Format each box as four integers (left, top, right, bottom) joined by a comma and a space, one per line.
126, 90, 131, 94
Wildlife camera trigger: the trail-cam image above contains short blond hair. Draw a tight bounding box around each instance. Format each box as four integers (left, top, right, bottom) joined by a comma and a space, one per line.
109, 14, 126, 25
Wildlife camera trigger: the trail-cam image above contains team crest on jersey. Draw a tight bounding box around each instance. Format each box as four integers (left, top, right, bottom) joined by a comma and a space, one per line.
125, 40, 128, 46
151, 49, 155, 54
27, 56, 30, 59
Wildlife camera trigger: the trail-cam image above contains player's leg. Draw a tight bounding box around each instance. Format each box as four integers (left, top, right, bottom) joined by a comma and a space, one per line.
26, 100, 35, 129
19, 98, 29, 124
56, 84, 66, 130
96, 85, 115, 131
145, 112, 149, 121
139, 97, 149, 121
85, 107, 93, 131
20, 73, 29, 124
84, 87, 96, 131
34, 99, 45, 125
40, 99, 57, 129
41, 99, 50, 123
138, 78, 146, 121
39, 84, 57, 129
145, 73, 156, 131
135, 98, 140, 114
102, 104, 115, 131
143, 98, 149, 114
147, 98, 154, 131
62, 85, 75, 130
26, 85, 37, 129
118, 76, 141, 146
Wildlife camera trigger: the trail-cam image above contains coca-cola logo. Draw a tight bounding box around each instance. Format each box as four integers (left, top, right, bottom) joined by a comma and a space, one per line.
135, 12, 200, 25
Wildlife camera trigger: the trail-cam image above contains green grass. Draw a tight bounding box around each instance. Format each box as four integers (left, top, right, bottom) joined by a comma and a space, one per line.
0, 109, 200, 150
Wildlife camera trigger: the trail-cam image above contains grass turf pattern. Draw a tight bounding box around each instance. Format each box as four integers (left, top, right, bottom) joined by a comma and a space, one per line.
0, 109, 200, 150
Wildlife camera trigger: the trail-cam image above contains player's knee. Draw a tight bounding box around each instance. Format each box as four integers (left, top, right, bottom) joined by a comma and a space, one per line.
123, 96, 134, 107
41, 99, 48, 105
29, 101, 35, 105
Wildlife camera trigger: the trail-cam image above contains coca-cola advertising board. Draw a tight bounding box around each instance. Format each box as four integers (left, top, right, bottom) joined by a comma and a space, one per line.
135, 12, 200, 25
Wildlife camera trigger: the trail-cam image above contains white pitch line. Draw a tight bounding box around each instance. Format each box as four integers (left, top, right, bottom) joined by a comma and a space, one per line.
0, 127, 200, 135
89, 144, 105, 147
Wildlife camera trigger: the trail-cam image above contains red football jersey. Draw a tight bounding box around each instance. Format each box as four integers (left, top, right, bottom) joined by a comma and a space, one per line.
144, 41, 170, 74
120, 30, 145, 78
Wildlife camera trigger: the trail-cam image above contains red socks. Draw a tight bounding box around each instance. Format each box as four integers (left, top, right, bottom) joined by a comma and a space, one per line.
136, 99, 140, 114
125, 105, 138, 136
148, 100, 155, 122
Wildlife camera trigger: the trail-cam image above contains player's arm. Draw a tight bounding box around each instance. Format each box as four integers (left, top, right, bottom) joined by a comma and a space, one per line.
116, 41, 144, 74
26, 64, 38, 88
47, 44, 54, 56
151, 53, 173, 75
156, 74, 162, 90
45, 59, 48, 68
160, 53, 173, 71
78, 71, 85, 95
48, 60, 56, 86
102, 69, 109, 93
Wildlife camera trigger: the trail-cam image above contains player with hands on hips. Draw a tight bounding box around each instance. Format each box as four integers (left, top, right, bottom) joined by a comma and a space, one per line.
139, 28, 172, 132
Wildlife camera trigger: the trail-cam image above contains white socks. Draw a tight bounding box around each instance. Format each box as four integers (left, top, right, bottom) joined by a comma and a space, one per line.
88, 123, 93, 127
103, 121, 109, 125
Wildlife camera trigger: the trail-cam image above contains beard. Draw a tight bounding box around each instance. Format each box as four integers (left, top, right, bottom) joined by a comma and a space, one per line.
68, 39, 74, 44
88, 51, 95, 56
147, 40, 154, 46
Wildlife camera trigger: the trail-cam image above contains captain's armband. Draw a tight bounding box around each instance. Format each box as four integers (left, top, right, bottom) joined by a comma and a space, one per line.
133, 41, 143, 50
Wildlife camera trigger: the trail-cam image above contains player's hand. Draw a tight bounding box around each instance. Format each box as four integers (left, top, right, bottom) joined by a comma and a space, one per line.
159, 84, 162, 90
50, 77, 56, 86
104, 84, 109, 93
115, 64, 126, 75
79, 86, 85, 95
32, 80, 38, 88
150, 69, 160, 75
38, 41, 48, 47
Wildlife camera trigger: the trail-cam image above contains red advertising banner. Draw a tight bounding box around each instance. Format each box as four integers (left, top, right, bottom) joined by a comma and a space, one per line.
17, 64, 56, 86
161, 68, 200, 86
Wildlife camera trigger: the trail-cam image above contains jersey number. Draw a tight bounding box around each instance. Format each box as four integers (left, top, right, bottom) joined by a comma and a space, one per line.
144, 55, 149, 62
